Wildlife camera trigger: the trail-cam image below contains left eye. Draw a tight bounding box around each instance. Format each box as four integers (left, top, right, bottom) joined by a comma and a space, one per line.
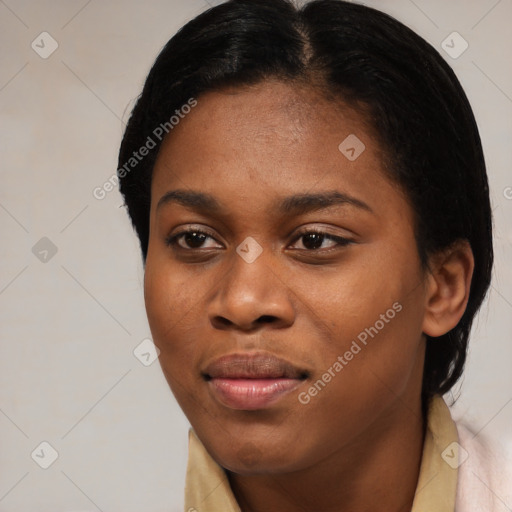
290, 231, 352, 251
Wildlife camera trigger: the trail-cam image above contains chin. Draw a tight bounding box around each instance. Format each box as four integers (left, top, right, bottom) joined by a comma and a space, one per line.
221, 455, 296, 476
206, 436, 307, 475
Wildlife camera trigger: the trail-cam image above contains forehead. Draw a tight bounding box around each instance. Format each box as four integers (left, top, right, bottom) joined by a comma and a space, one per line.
149, 79, 407, 222
153, 81, 381, 176
183, 80, 372, 143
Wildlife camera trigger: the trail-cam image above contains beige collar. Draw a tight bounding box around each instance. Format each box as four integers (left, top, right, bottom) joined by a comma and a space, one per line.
185, 395, 458, 511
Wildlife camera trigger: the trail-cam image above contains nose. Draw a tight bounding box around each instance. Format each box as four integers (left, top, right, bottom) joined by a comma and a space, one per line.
207, 247, 296, 332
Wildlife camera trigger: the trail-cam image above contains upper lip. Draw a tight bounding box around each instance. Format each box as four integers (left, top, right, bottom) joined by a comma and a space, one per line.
203, 352, 309, 380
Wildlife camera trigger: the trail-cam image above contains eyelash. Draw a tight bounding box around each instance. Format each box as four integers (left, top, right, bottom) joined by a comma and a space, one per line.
165, 227, 352, 252
165, 229, 218, 250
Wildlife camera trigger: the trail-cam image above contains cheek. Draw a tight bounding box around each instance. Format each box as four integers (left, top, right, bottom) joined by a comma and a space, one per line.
295, 297, 425, 451
143, 254, 200, 358
144, 259, 205, 407
303, 248, 420, 346
303, 247, 426, 401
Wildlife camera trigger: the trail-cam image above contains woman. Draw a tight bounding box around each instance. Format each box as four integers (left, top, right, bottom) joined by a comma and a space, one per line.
117, 0, 510, 510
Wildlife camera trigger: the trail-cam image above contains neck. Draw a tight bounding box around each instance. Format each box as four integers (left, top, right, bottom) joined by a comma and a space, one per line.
227, 395, 426, 512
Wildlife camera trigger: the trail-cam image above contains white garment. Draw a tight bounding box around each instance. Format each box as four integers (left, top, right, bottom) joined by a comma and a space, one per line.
455, 420, 512, 511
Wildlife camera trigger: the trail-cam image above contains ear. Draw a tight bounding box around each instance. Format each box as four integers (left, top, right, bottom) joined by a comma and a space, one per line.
422, 240, 474, 338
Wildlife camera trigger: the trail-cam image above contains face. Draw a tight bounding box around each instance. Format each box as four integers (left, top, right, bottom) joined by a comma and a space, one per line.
144, 80, 429, 474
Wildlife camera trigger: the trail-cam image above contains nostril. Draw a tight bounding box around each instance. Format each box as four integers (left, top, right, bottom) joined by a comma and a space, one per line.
210, 314, 280, 330
212, 316, 233, 328
258, 315, 276, 324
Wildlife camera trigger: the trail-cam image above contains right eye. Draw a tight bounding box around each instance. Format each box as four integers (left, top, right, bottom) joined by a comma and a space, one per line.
165, 229, 223, 250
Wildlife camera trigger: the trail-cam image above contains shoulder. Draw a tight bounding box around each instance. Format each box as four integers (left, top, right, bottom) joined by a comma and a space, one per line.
454, 418, 512, 512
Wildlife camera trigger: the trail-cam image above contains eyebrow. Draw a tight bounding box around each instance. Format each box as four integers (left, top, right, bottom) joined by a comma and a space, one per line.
279, 191, 373, 215
156, 189, 373, 215
157, 190, 222, 213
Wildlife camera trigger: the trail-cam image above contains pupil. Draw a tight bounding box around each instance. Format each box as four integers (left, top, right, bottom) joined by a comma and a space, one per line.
303, 233, 323, 250
185, 232, 206, 248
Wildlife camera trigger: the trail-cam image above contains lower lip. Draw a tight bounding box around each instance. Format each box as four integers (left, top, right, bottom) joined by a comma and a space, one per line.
208, 378, 303, 410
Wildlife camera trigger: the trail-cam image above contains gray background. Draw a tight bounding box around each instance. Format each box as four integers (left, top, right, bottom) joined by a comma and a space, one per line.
1, 0, 511, 510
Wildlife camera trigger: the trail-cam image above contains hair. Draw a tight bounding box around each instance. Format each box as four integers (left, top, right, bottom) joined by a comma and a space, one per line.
117, 0, 493, 407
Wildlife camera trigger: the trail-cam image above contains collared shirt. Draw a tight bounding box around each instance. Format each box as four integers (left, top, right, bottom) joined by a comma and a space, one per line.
184, 394, 459, 511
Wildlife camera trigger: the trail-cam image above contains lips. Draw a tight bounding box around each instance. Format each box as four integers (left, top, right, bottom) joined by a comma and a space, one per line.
203, 353, 309, 380
203, 353, 309, 410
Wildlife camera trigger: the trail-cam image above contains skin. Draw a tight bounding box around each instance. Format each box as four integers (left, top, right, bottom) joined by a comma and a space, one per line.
144, 79, 474, 512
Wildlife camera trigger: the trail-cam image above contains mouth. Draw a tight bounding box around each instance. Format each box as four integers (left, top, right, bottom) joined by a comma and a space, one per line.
202, 352, 309, 411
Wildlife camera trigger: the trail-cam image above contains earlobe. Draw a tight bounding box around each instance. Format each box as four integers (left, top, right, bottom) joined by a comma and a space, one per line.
422, 240, 474, 338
